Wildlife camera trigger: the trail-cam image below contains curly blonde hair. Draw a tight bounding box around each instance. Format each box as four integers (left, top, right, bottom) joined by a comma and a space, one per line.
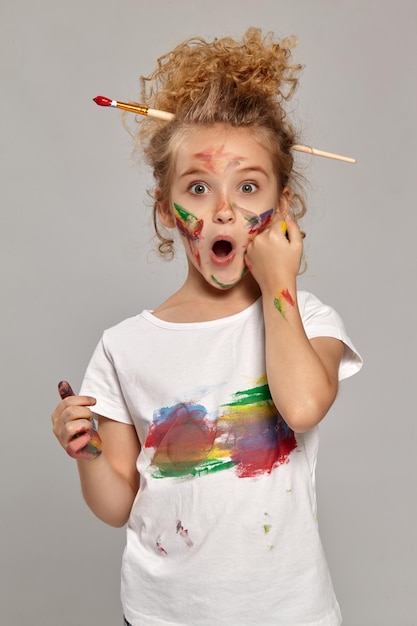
130, 27, 306, 257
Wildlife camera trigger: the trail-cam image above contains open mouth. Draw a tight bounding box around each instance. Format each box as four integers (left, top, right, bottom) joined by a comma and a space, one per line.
212, 240, 233, 258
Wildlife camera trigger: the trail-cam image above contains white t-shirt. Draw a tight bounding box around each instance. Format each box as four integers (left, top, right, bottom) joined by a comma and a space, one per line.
80, 291, 362, 626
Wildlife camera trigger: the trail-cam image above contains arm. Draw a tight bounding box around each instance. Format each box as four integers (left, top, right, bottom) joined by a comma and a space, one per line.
52, 389, 140, 527
77, 416, 140, 527
245, 207, 344, 433
263, 298, 343, 432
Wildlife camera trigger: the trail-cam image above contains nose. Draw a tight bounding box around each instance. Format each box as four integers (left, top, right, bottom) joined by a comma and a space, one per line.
212, 200, 236, 224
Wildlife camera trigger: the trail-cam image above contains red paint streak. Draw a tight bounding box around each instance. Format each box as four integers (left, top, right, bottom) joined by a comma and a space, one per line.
194, 147, 243, 174
146, 404, 215, 473
194, 248, 201, 267
194, 149, 217, 173
234, 431, 297, 478
175, 216, 203, 241
281, 288, 295, 307
156, 538, 168, 556
93, 95, 112, 106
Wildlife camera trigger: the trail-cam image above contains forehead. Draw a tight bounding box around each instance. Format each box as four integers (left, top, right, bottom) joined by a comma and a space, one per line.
173, 124, 274, 172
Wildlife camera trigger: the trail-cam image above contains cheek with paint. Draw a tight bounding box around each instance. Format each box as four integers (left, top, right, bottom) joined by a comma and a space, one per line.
173, 202, 204, 266
248, 208, 274, 237
232, 204, 274, 244
209, 207, 275, 290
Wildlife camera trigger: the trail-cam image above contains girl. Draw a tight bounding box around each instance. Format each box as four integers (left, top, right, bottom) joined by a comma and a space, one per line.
52, 28, 362, 626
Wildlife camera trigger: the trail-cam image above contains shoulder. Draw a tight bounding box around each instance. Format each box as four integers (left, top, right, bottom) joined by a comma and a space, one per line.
102, 311, 150, 341
298, 289, 334, 315
91, 311, 157, 363
298, 290, 343, 328
297, 291, 363, 381
297, 289, 347, 337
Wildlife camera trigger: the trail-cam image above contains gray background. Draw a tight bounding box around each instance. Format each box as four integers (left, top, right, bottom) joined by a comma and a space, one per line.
1, 1, 416, 624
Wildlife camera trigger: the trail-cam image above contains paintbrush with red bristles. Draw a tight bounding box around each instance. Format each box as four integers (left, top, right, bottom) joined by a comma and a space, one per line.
93, 95, 356, 163
93, 95, 174, 122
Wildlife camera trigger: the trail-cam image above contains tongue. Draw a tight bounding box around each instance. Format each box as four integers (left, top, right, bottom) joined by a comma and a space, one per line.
212, 240, 232, 258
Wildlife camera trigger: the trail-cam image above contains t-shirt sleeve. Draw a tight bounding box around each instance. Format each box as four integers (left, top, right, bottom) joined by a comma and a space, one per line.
79, 335, 134, 425
299, 291, 363, 381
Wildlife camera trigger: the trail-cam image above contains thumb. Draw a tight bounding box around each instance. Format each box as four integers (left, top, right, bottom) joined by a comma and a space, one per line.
58, 380, 75, 400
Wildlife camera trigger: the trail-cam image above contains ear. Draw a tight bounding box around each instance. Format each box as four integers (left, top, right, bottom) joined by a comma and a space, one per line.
156, 189, 176, 228
278, 186, 291, 216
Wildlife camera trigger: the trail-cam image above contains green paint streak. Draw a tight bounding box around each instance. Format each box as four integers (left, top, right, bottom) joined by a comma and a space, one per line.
222, 383, 272, 408
274, 296, 286, 319
152, 458, 235, 479
263, 524, 272, 534
211, 267, 248, 290
173, 202, 199, 222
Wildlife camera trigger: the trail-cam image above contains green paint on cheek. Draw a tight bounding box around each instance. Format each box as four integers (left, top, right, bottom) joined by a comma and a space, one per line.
173, 202, 199, 222
173, 202, 204, 240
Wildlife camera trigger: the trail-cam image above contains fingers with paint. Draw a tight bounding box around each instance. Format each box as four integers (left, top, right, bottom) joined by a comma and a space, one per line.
279, 220, 288, 239
58, 381, 103, 461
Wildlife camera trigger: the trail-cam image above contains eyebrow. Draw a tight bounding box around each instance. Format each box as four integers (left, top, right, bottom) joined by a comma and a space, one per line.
237, 166, 269, 177
177, 165, 269, 179
177, 168, 209, 179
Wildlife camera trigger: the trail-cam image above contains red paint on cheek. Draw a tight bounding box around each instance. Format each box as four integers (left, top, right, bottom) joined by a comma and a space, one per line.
194, 249, 201, 267
175, 217, 204, 240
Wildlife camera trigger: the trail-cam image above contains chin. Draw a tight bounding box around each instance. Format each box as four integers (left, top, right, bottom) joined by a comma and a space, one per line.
209, 267, 248, 290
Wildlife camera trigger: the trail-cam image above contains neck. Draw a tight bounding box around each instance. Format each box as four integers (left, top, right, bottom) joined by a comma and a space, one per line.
153, 265, 261, 323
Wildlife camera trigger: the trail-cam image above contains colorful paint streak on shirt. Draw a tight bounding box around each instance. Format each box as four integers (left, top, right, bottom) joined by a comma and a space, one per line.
145, 381, 297, 479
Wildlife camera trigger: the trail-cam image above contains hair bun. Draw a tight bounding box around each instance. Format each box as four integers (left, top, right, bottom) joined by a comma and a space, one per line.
140, 28, 303, 115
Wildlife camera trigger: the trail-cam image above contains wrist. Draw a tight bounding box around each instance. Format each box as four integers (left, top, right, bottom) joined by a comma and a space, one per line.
261, 283, 298, 320
259, 276, 297, 299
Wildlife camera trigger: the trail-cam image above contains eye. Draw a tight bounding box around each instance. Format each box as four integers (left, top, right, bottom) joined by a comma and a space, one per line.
190, 183, 209, 195
240, 182, 257, 194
